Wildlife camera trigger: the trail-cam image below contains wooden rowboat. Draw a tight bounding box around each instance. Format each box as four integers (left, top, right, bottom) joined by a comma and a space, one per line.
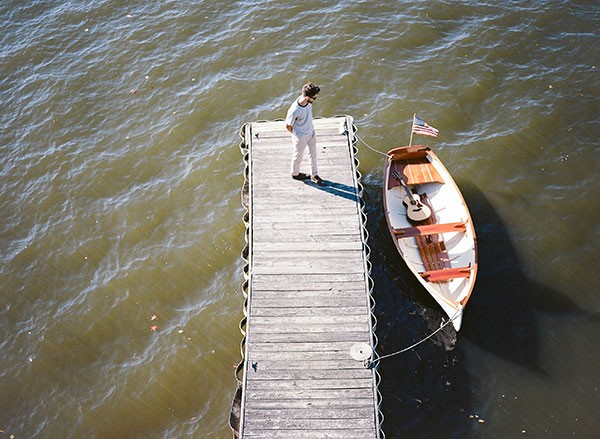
383, 145, 478, 331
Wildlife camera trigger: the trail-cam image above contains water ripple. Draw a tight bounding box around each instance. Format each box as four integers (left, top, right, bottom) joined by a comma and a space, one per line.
1, 1, 599, 437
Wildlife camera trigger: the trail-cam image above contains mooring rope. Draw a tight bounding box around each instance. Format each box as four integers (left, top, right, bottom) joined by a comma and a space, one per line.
354, 133, 391, 158
351, 130, 461, 368
366, 308, 462, 368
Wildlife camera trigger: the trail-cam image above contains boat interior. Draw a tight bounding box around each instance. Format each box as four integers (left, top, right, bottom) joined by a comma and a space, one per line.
388, 151, 472, 284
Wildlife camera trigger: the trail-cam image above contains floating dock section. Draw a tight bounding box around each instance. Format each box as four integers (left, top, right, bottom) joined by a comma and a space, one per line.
231, 116, 382, 438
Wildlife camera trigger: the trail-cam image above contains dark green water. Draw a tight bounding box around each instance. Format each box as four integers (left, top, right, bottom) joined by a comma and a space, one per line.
1, 1, 598, 437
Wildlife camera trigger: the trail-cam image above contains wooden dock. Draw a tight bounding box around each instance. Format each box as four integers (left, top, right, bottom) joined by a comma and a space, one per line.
231, 116, 382, 438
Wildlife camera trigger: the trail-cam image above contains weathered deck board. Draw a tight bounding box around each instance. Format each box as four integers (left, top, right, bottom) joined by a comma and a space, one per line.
237, 117, 380, 438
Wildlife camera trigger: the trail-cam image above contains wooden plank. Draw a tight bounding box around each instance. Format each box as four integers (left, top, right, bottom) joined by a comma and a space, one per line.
247, 352, 367, 363
248, 341, 368, 353
420, 266, 472, 282
250, 307, 368, 317
245, 368, 373, 380
393, 221, 467, 237
251, 265, 366, 276
249, 288, 368, 297
242, 429, 375, 439
252, 144, 350, 155
253, 166, 357, 180
251, 213, 360, 224
252, 249, 364, 258
252, 232, 361, 242
252, 227, 361, 239
249, 293, 368, 303
245, 378, 375, 390
253, 235, 362, 245
252, 151, 351, 161
248, 331, 370, 344
251, 256, 366, 270
253, 241, 363, 251
250, 286, 368, 295
244, 417, 375, 431
249, 298, 369, 310
253, 222, 358, 230
244, 398, 374, 409
244, 406, 374, 420
246, 314, 368, 325
252, 196, 357, 207
251, 272, 366, 285
252, 202, 360, 214
251, 203, 359, 214
388, 157, 444, 186
244, 387, 374, 400
248, 321, 371, 334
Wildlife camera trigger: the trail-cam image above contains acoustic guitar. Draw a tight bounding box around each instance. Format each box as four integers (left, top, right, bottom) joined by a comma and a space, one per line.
392, 170, 432, 222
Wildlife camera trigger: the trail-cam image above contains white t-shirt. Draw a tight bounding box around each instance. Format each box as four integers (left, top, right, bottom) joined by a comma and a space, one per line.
285, 96, 315, 137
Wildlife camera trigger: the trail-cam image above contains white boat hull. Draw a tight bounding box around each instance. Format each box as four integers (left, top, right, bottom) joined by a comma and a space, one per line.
383, 146, 477, 331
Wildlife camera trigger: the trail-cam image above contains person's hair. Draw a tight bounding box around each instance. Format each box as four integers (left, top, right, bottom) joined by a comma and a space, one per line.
302, 83, 320, 98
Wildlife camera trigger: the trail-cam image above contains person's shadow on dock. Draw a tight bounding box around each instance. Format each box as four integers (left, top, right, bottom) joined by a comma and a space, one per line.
363, 178, 590, 439
302, 178, 362, 203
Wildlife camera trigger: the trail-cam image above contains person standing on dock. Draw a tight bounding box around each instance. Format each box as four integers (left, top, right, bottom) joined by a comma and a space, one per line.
285, 82, 324, 186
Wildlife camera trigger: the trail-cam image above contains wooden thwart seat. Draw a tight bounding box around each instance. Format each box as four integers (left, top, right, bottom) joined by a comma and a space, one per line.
420, 266, 471, 282
393, 221, 466, 238
400, 221, 469, 281
387, 157, 444, 189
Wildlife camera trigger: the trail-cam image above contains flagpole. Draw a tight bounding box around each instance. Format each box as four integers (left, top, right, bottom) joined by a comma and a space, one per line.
408, 113, 416, 146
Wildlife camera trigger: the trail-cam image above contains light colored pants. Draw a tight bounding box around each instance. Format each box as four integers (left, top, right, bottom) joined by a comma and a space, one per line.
290, 133, 318, 176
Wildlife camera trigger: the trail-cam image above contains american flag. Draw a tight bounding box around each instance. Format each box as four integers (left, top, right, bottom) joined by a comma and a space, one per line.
412, 116, 439, 138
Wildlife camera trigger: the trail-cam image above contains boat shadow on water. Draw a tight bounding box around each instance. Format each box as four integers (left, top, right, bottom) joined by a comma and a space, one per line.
363, 179, 587, 438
